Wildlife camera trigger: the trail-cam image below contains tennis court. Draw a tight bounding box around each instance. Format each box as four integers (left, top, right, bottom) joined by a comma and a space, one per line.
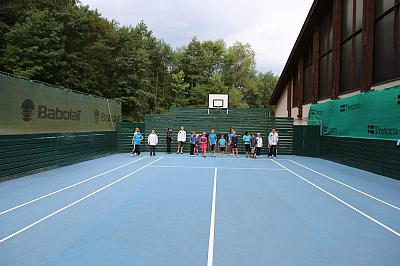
0, 154, 399, 265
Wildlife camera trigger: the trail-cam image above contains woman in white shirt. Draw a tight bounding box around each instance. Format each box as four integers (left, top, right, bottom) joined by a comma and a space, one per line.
148, 129, 158, 156
256, 133, 263, 157
176, 126, 186, 154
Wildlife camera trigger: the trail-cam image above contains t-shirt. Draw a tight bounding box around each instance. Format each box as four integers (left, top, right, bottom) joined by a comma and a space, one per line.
200, 136, 208, 145
228, 133, 233, 142
209, 133, 217, 144
190, 135, 196, 144
231, 135, 239, 145
133, 133, 143, 145
243, 135, 251, 145
219, 138, 226, 147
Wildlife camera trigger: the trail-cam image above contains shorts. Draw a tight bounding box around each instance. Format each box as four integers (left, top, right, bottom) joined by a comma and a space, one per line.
220, 147, 226, 152
178, 141, 185, 148
210, 144, 216, 151
245, 144, 251, 152
232, 143, 238, 148
251, 146, 256, 153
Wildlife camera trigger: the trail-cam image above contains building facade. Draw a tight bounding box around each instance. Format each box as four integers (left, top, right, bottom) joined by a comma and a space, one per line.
269, 0, 400, 124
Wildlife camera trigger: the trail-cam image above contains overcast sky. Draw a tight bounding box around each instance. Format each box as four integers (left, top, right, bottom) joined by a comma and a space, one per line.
81, 0, 314, 75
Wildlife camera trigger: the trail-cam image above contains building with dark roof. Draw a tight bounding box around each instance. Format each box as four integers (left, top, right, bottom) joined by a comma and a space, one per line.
269, 0, 400, 125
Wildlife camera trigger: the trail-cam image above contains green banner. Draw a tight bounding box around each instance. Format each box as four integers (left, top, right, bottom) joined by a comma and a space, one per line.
308, 86, 400, 140
0, 73, 122, 134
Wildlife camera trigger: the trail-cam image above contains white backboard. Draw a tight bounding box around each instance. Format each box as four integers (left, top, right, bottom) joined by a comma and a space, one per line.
208, 94, 229, 109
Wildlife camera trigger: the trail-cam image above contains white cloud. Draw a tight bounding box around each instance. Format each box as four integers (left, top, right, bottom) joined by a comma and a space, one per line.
81, 0, 314, 75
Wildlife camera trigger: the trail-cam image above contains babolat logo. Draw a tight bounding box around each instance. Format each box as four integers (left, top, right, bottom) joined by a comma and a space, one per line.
340, 103, 360, 112
21, 99, 35, 121
38, 105, 81, 120
94, 109, 120, 123
368, 125, 398, 136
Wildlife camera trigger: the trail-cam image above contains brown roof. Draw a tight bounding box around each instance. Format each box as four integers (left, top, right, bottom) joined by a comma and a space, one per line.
269, 0, 329, 105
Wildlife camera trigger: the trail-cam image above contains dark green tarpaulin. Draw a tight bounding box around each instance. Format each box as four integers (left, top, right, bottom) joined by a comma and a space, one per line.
308, 86, 400, 140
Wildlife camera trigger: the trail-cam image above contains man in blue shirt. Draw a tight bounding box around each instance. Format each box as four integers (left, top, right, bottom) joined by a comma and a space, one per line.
209, 129, 217, 157
131, 128, 143, 157
243, 131, 252, 158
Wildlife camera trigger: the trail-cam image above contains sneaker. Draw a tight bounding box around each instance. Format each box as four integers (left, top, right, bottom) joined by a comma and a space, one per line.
180, 152, 183, 154
130, 153, 133, 157
190, 155, 195, 157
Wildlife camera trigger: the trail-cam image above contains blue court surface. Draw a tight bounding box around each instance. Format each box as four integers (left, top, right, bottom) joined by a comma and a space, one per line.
0, 154, 399, 266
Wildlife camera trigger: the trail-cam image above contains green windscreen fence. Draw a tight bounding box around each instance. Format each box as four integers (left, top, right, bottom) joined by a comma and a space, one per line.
308, 86, 400, 140
0, 72, 122, 134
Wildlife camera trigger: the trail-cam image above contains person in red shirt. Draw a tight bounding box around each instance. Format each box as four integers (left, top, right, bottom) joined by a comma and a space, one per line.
200, 132, 208, 158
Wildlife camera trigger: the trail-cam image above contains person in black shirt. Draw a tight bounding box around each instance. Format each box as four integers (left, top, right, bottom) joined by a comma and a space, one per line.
165, 128, 173, 154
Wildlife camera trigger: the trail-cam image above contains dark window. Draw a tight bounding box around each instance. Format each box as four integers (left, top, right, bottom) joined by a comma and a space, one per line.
340, 0, 363, 93
398, 13, 400, 76
319, 11, 333, 100
292, 71, 298, 107
319, 53, 332, 99
354, 32, 362, 88
375, 0, 396, 18
304, 66, 312, 103
342, 0, 354, 40
340, 40, 353, 93
373, 2, 400, 84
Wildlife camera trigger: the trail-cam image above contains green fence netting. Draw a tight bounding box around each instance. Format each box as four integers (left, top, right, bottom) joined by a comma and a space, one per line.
0, 72, 122, 134
308, 86, 400, 140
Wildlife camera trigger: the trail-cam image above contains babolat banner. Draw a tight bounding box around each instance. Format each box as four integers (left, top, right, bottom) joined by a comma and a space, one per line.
308, 86, 400, 140
0, 73, 122, 134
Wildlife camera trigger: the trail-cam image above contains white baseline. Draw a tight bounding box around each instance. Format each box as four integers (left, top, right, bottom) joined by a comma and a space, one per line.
272, 160, 400, 237
0, 157, 147, 216
0, 157, 163, 244
289, 159, 400, 211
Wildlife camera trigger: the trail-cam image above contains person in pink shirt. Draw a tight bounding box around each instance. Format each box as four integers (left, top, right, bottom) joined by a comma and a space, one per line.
200, 132, 208, 158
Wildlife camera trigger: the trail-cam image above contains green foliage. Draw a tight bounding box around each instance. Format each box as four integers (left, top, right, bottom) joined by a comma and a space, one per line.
0, 1, 279, 121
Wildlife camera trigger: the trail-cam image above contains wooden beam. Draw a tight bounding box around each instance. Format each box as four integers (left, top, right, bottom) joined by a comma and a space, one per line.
297, 56, 304, 118
287, 78, 292, 117
312, 28, 320, 103
361, 0, 375, 92
332, 0, 342, 99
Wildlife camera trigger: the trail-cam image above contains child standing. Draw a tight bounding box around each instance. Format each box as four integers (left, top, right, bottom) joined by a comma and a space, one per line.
208, 129, 217, 157
250, 134, 257, 158
131, 128, 143, 157
189, 132, 196, 157
231, 130, 239, 158
147, 129, 158, 156
219, 134, 227, 156
200, 132, 208, 158
243, 131, 252, 158
228, 128, 234, 156
256, 133, 263, 157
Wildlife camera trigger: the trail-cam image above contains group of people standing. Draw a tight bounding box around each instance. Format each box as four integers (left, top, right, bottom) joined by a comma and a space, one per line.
131, 126, 279, 159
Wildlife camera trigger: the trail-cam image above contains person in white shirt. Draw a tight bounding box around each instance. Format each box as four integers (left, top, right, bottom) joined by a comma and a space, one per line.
176, 126, 187, 154
148, 129, 158, 156
268, 128, 279, 159
256, 133, 263, 157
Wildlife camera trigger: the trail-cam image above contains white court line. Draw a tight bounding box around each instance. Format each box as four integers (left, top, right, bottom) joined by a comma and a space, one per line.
271, 160, 400, 237
0, 157, 163, 244
0, 157, 147, 216
161, 156, 290, 161
288, 159, 400, 211
149, 165, 285, 170
207, 168, 217, 266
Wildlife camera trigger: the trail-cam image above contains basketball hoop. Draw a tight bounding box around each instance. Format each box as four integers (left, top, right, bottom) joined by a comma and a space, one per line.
208, 94, 229, 115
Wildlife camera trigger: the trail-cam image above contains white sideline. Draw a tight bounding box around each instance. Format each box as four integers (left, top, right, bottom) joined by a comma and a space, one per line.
0, 157, 147, 216
207, 168, 218, 266
271, 160, 400, 237
288, 159, 400, 211
150, 165, 285, 170
0, 157, 163, 244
